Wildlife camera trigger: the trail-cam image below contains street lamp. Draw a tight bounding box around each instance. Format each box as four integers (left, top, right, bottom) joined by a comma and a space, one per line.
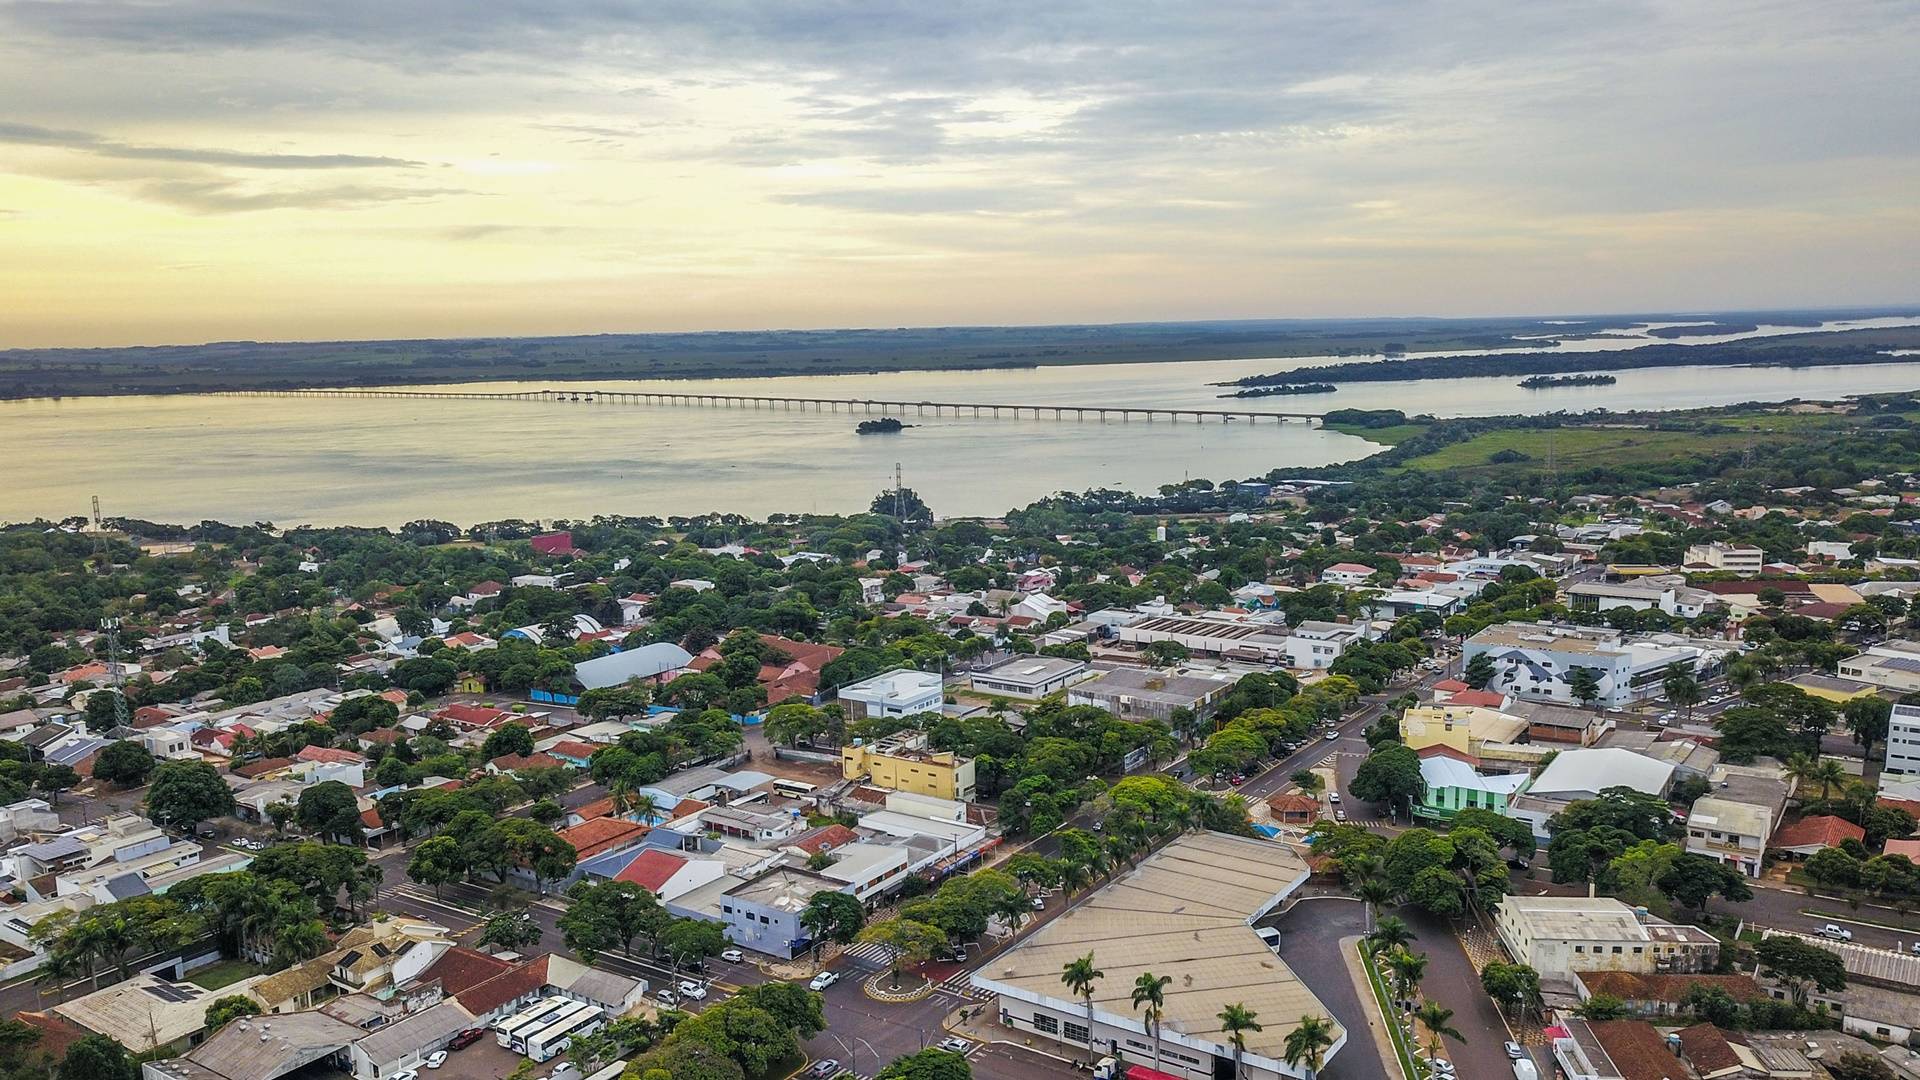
825, 1033, 880, 1077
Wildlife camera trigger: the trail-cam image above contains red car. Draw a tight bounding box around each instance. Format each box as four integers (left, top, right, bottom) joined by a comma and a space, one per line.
447, 1029, 486, 1051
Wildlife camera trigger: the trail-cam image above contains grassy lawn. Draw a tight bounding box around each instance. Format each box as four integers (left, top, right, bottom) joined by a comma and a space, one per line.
187, 959, 261, 991
1328, 423, 1430, 446
1398, 427, 1756, 472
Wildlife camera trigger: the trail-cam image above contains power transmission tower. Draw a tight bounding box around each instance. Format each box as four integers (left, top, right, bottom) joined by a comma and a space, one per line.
99, 616, 130, 729
893, 462, 904, 520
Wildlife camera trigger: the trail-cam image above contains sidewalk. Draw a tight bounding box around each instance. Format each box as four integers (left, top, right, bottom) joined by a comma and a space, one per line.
946, 1004, 1091, 1071
1341, 935, 1407, 1080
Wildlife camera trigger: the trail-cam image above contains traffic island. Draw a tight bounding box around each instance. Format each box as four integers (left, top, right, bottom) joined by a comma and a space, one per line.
864, 970, 934, 1003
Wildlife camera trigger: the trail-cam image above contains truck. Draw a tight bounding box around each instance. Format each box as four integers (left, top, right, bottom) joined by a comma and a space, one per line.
1092, 1060, 1186, 1080
1515, 1057, 1541, 1080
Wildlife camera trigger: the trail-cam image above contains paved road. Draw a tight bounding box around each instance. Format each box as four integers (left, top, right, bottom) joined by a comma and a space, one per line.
1266, 897, 1389, 1080
1403, 908, 1515, 1080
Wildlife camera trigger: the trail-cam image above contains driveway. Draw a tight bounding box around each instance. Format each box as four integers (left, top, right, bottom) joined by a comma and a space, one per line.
1266, 896, 1388, 1080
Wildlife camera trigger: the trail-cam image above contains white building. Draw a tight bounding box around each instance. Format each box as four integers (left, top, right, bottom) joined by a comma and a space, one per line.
1881, 703, 1920, 789
968, 655, 1091, 700
1683, 542, 1764, 577
1494, 896, 1720, 979
1685, 796, 1771, 878
1563, 580, 1719, 620
1463, 623, 1735, 708
1839, 642, 1920, 695
1319, 562, 1378, 586
835, 668, 944, 721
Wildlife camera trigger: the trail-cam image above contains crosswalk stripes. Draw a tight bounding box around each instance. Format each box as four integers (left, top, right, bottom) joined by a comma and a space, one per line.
839, 940, 896, 967
935, 969, 991, 1001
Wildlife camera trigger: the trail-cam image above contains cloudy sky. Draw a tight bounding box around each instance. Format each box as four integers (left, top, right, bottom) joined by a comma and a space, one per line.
1, 1, 1915, 348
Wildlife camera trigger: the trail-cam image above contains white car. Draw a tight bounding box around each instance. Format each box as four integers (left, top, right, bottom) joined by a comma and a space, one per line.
808, 971, 839, 991
1428, 1060, 1455, 1076
1819, 924, 1854, 941
654, 989, 679, 1007
1328, 792, 1341, 804
677, 980, 708, 1000
391, 1072, 419, 1080
721, 948, 745, 963
425, 1051, 448, 1070
937, 1037, 974, 1054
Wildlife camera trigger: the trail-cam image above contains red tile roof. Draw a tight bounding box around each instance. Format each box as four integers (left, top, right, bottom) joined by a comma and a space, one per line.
555, 818, 649, 860
1675, 1024, 1744, 1077
1432, 679, 1470, 692
1591, 1021, 1688, 1080
454, 954, 548, 1016
614, 849, 687, 892
1882, 838, 1920, 861
296, 745, 366, 765
233, 756, 294, 778
572, 796, 615, 822
1446, 690, 1508, 708
530, 531, 581, 557
357, 728, 404, 746
548, 740, 600, 761
788, 824, 858, 855
1578, 972, 1766, 1005
437, 703, 516, 728
414, 946, 518, 997
1769, 814, 1865, 851
1267, 794, 1321, 817
489, 752, 564, 772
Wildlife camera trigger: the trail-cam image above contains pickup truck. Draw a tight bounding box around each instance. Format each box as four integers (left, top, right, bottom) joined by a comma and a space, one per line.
1818, 923, 1854, 942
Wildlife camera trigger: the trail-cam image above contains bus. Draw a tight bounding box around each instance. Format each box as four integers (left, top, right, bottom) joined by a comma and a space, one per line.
494, 998, 575, 1050
771, 778, 818, 800
522, 1000, 606, 1063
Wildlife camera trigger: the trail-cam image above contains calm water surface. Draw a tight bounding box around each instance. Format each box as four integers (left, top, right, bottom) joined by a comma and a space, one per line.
5, 318, 1919, 525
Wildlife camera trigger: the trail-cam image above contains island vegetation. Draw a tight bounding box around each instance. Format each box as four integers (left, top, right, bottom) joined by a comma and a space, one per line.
1220, 382, 1337, 398
1519, 374, 1617, 388
857, 417, 912, 434
2, 308, 1911, 399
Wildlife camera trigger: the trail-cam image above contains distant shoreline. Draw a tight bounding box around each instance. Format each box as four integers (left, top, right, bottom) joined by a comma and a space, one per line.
4, 307, 1914, 401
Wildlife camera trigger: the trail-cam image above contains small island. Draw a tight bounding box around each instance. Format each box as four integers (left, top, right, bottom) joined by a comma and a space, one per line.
856, 417, 912, 434
1519, 373, 1618, 389
1221, 382, 1338, 399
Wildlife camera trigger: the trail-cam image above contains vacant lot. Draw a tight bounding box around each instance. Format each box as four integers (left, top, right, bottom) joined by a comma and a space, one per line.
1398, 427, 1756, 472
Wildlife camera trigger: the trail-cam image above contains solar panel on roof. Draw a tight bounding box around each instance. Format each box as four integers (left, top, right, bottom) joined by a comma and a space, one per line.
1881, 656, 1920, 674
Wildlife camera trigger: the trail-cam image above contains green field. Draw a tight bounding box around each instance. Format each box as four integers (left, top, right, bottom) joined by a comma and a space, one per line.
1327, 422, 1430, 446
187, 960, 261, 991
1397, 427, 1758, 472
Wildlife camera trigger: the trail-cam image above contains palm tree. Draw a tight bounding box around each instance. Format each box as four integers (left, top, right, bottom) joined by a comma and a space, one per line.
1062, 860, 1095, 897
1385, 949, 1429, 1012
1345, 854, 1385, 884
1413, 1001, 1465, 1066
1284, 1015, 1336, 1080
1356, 878, 1394, 933
1218, 1003, 1263, 1079
1061, 953, 1103, 1058
629, 792, 659, 824
1367, 915, 1414, 955
605, 772, 634, 818
1809, 758, 1849, 802
1131, 971, 1173, 1073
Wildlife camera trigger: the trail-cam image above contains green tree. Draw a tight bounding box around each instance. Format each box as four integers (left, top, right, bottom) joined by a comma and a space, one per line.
482, 723, 536, 760
1413, 1001, 1465, 1065
203, 994, 261, 1031
1218, 1003, 1263, 1080
1844, 697, 1894, 761
1462, 653, 1496, 690
91, 740, 155, 788
876, 1048, 972, 1080
295, 780, 364, 843
1575, 994, 1628, 1021
144, 760, 237, 830
477, 912, 543, 953
406, 835, 465, 899
1061, 952, 1103, 1056
1567, 667, 1602, 707
799, 890, 866, 959
1351, 742, 1424, 819
1480, 961, 1541, 1019
1657, 852, 1754, 914
856, 918, 948, 989
1283, 1015, 1337, 1080
1130, 971, 1173, 1074
1662, 663, 1702, 722
1143, 640, 1190, 667
58, 1034, 137, 1080
1755, 936, 1847, 1005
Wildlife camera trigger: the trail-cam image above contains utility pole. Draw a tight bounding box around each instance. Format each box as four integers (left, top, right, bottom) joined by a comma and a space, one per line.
100, 616, 130, 729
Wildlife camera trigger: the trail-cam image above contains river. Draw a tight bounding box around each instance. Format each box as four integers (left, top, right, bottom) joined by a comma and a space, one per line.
5, 318, 1920, 525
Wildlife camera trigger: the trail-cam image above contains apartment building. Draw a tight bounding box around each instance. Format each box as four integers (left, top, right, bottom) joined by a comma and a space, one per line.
1463, 623, 1734, 708
1682, 542, 1764, 577
840, 730, 977, 801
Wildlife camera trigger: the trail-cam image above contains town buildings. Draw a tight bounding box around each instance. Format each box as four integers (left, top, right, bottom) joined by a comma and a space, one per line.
1495, 896, 1720, 979
840, 730, 977, 801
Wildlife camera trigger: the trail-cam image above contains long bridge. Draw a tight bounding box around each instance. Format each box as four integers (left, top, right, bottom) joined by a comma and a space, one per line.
222, 387, 1325, 424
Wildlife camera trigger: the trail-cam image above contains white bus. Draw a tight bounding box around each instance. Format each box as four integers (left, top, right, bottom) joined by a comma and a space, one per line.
494, 998, 575, 1050
771, 779, 818, 800
522, 1000, 606, 1063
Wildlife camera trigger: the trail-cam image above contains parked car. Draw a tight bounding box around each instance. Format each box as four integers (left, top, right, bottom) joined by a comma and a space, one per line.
1335, 810, 1349, 822
391, 1072, 418, 1080
721, 948, 745, 963
808, 1060, 841, 1078
1819, 924, 1854, 941
677, 980, 708, 1000
1031, 895, 1047, 910
938, 1037, 974, 1054
447, 1029, 485, 1050
1328, 792, 1341, 804
1506, 1042, 1526, 1060
425, 1051, 448, 1070
1323, 730, 1339, 741
1429, 1059, 1455, 1076
655, 989, 679, 1007
808, 971, 839, 991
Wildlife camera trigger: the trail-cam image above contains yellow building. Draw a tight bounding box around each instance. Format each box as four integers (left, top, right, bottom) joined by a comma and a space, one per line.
841, 732, 977, 802
1786, 672, 1880, 705
1400, 704, 1528, 757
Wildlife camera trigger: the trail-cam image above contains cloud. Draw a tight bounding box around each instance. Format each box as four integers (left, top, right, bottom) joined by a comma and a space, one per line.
776, 185, 1069, 216
0, 120, 425, 169
133, 178, 472, 213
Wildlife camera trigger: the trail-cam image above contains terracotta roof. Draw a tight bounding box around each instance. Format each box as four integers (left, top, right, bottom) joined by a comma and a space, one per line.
437, 703, 515, 727
1882, 838, 1920, 861
361, 807, 389, 830
1578, 971, 1766, 1005
548, 740, 600, 760
1447, 690, 1508, 708
555, 818, 648, 860
297, 745, 366, 765
454, 954, 548, 1015
15, 1010, 90, 1061
1267, 794, 1321, 815
788, 824, 859, 855
1432, 679, 1470, 692
414, 946, 518, 996
571, 797, 615, 822
357, 728, 404, 746
613, 849, 687, 891
1675, 1024, 1744, 1077
233, 756, 294, 778
670, 797, 711, 818
1591, 1021, 1688, 1080
1769, 814, 1865, 851
489, 752, 564, 772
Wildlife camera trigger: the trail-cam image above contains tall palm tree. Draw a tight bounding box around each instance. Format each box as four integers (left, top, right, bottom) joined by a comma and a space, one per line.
1131, 971, 1173, 1073
1786, 753, 1821, 799
1356, 878, 1394, 933
629, 792, 659, 824
1810, 758, 1849, 802
1062, 860, 1094, 897
1218, 1003, 1263, 1079
605, 773, 634, 818
1345, 854, 1385, 884
1385, 949, 1429, 1012
1061, 953, 1103, 1058
1413, 1001, 1465, 1065
1367, 915, 1414, 955
1284, 1015, 1336, 1080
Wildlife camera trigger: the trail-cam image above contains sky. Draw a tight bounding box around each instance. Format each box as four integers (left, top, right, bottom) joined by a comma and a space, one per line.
1, 1, 1916, 349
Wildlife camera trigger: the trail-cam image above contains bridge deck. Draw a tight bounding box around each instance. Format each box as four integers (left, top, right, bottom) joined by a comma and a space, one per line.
226, 387, 1326, 423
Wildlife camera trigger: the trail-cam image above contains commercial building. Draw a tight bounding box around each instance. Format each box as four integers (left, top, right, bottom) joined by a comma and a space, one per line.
840, 730, 977, 802
835, 668, 945, 721
971, 831, 1342, 1080
1399, 703, 1527, 758
1885, 703, 1920, 786
1066, 667, 1234, 724
1114, 612, 1363, 669
1683, 543, 1764, 577
1564, 580, 1720, 620
1463, 623, 1735, 708
1506, 747, 1675, 840
1414, 756, 1530, 821
1684, 797, 1771, 878
1838, 643, 1920, 695
967, 655, 1091, 700
1495, 896, 1720, 979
